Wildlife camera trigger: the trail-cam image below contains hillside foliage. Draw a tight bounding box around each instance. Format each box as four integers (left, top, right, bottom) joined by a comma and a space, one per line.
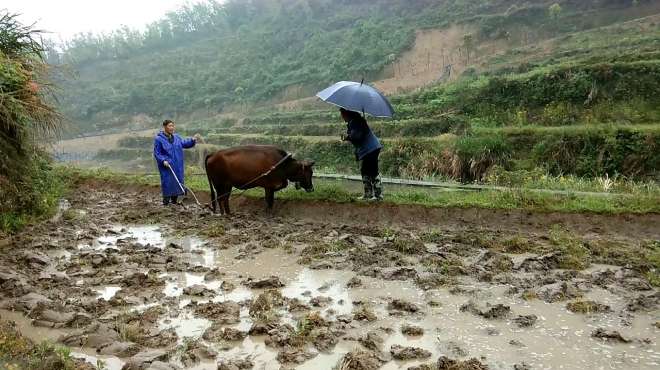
52, 0, 655, 132
0, 12, 64, 233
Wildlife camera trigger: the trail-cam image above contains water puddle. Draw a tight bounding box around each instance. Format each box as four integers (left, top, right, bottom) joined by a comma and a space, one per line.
80, 225, 164, 250
159, 310, 212, 341
282, 269, 355, 316
95, 286, 121, 301
72, 352, 125, 370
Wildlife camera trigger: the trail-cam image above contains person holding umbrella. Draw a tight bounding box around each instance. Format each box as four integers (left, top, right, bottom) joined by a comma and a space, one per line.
340, 108, 383, 201
316, 80, 394, 201
153, 119, 200, 206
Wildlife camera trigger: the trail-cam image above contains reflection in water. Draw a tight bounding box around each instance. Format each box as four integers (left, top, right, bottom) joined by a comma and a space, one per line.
95, 286, 121, 301
282, 268, 355, 316
158, 310, 212, 342
72, 352, 125, 370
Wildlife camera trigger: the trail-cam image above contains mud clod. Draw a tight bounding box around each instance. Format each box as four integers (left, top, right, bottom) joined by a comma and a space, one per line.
387, 299, 421, 314
244, 276, 285, 289
249, 289, 284, 318
310, 296, 333, 307
460, 301, 510, 319
627, 292, 659, 312
346, 277, 363, 288
191, 301, 240, 323
566, 300, 611, 314
336, 350, 383, 370
512, 315, 537, 327
353, 306, 378, 322
538, 282, 583, 303
401, 324, 424, 336
222, 328, 248, 341
311, 327, 339, 352
122, 349, 169, 370
436, 356, 489, 370
359, 330, 385, 351
217, 358, 254, 370
183, 284, 214, 297
415, 273, 456, 290
518, 253, 561, 272
121, 272, 165, 288
390, 344, 432, 360
220, 280, 235, 291
382, 267, 419, 281
475, 251, 513, 273
98, 341, 141, 357
591, 328, 630, 343
276, 345, 318, 364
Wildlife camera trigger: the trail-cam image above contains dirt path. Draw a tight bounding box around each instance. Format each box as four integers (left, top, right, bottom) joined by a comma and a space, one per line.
0, 182, 658, 369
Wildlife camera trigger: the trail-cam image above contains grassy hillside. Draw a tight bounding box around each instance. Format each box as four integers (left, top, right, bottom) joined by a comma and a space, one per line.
52, 0, 660, 134
93, 12, 660, 183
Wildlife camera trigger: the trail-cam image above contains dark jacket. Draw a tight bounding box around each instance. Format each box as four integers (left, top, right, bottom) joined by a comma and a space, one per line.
345, 118, 382, 160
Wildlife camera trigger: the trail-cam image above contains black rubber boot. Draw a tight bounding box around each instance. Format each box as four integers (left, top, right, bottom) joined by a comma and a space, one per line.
358, 176, 374, 200
372, 175, 383, 201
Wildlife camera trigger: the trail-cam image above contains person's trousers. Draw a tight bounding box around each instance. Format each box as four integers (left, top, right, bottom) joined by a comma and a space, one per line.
360, 149, 382, 199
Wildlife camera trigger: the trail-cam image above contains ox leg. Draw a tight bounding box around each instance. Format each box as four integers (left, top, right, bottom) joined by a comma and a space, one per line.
211, 195, 218, 214
222, 186, 232, 215
265, 188, 275, 211
209, 178, 219, 214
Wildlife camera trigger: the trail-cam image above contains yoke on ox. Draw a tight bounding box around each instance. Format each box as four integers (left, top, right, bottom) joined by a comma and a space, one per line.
204, 145, 315, 214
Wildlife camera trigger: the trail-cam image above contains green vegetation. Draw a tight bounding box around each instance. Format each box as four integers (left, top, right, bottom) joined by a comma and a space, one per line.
0, 12, 65, 234
103, 123, 660, 183
51, 0, 660, 134
589, 239, 660, 284
487, 236, 537, 254
93, 10, 660, 186
35, 1, 660, 217
69, 166, 660, 214
549, 226, 591, 270
0, 320, 91, 370
566, 300, 611, 314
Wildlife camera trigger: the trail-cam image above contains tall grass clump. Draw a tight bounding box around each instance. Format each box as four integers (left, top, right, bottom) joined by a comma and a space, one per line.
0, 11, 64, 234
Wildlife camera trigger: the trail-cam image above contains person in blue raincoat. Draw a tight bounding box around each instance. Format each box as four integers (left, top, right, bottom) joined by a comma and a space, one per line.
340, 108, 383, 201
153, 120, 200, 205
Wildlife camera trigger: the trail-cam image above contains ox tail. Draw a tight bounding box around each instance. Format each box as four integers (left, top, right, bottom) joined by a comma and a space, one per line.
204, 153, 216, 212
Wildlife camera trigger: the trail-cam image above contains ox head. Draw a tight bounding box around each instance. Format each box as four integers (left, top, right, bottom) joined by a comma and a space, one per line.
293, 159, 315, 193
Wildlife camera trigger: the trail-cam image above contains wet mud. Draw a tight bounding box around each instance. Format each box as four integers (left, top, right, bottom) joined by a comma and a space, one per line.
0, 182, 658, 369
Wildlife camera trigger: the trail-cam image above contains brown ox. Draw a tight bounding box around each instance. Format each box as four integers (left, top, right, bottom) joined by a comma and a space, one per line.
204, 145, 315, 214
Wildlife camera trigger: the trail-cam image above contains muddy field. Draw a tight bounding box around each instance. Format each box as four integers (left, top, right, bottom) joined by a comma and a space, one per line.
0, 182, 658, 370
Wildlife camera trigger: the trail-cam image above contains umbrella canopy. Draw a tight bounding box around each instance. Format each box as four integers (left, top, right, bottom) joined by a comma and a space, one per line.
316, 81, 394, 118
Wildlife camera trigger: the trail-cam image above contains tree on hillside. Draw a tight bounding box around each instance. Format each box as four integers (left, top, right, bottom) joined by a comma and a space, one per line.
548, 3, 562, 20
462, 33, 475, 64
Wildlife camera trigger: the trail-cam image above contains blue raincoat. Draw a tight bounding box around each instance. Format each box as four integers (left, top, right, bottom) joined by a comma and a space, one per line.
153, 131, 196, 197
